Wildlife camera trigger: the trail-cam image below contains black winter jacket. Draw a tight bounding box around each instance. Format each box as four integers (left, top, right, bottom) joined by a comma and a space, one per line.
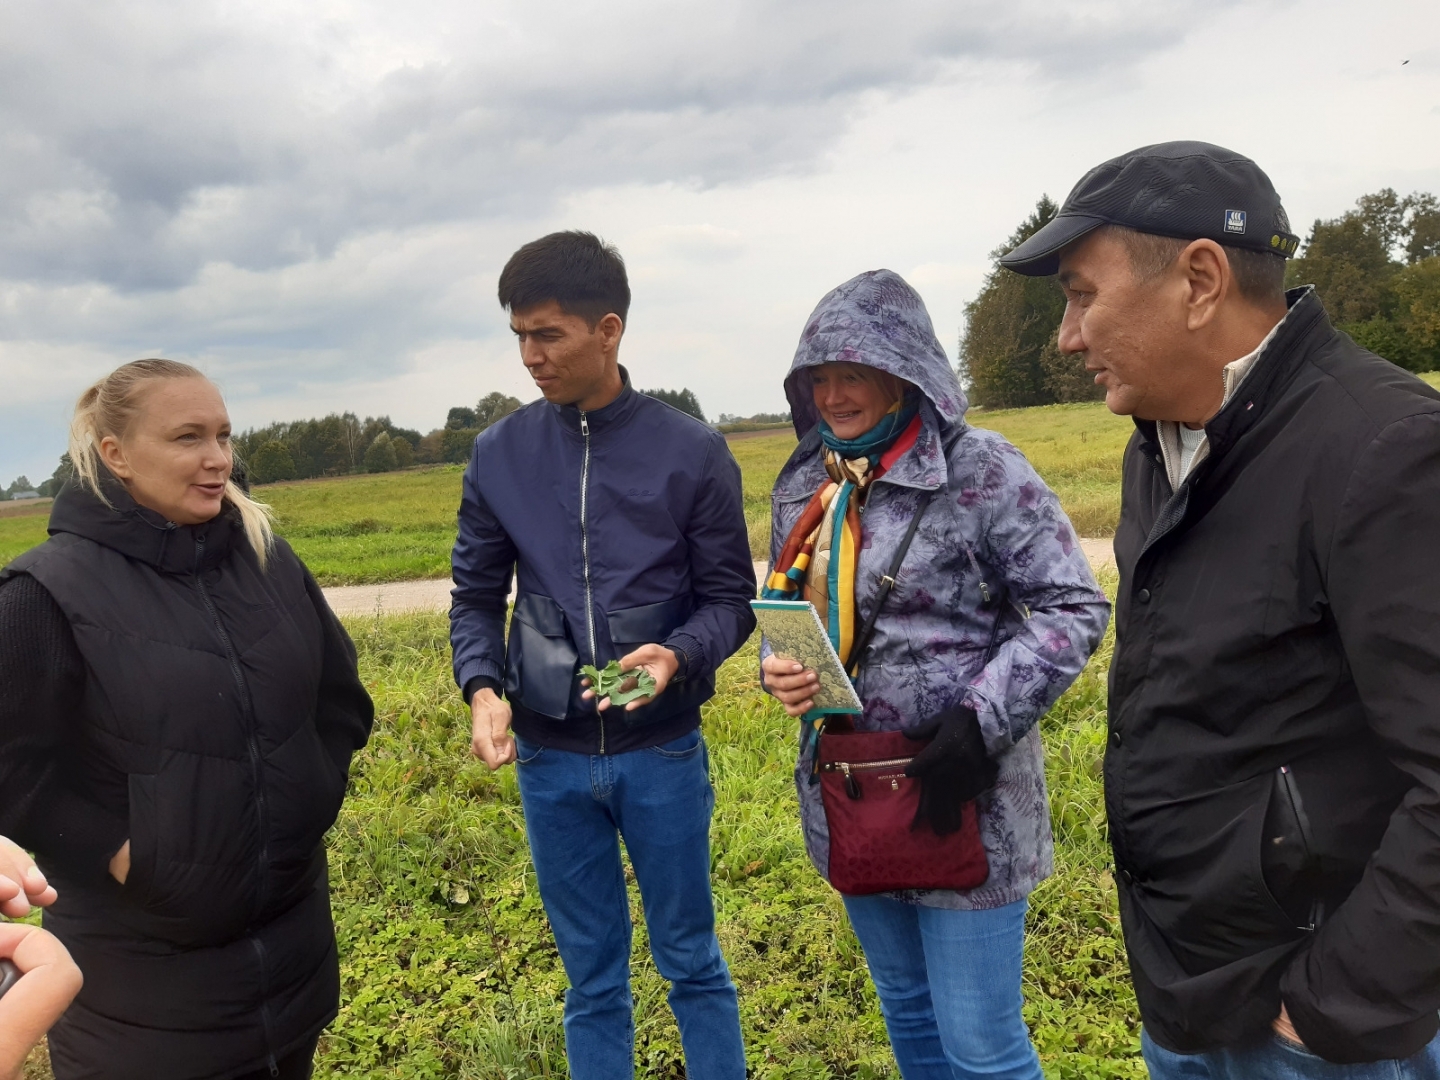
0, 479, 373, 1079
1108, 288, 1440, 1062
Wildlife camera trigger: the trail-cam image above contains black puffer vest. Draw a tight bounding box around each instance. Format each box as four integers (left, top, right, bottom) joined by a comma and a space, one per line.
1, 481, 361, 1079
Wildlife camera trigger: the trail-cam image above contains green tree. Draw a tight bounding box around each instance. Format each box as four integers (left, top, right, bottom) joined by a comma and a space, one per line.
1406, 194, 1440, 263
1288, 187, 1440, 372
391, 436, 415, 469
475, 392, 523, 428
37, 455, 73, 498
1287, 212, 1397, 324
446, 407, 479, 430
363, 432, 399, 473
249, 441, 297, 484
960, 196, 1093, 408
642, 388, 707, 422
440, 428, 480, 464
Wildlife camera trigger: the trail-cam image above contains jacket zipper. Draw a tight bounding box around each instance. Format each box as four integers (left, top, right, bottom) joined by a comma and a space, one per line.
192, 538, 278, 1067
578, 412, 603, 754
1279, 765, 1322, 930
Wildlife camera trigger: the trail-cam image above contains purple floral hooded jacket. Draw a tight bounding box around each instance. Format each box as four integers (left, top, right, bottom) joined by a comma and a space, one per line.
769, 269, 1110, 909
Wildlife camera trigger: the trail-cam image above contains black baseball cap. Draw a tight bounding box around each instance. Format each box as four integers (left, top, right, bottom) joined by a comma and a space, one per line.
999, 140, 1300, 277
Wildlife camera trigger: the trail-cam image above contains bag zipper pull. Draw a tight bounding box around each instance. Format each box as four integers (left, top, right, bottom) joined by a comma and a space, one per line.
840, 762, 861, 800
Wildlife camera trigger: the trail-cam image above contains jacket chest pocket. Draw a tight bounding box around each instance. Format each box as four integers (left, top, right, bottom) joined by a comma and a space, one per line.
505, 593, 579, 720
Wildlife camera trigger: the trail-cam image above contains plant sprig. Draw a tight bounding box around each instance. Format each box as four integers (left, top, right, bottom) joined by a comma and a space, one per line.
581, 660, 657, 705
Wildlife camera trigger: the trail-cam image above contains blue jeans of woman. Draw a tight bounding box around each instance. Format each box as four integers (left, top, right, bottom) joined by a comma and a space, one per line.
1142, 1028, 1440, 1079
514, 729, 745, 1080
842, 894, 1043, 1080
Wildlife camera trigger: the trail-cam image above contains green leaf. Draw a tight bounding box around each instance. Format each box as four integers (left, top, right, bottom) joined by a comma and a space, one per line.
580, 660, 656, 704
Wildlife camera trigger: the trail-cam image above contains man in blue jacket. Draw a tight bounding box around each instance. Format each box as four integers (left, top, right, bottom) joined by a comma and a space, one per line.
450, 231, 756, 1080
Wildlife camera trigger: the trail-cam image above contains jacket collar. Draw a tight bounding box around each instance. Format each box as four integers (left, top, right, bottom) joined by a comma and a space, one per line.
1134, 286, 1330, 462
551, 365, 640, 435
48, 471, 241, 575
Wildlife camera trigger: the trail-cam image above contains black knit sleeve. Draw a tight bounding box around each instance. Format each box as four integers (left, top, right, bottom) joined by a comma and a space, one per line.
0, 573, 129, 881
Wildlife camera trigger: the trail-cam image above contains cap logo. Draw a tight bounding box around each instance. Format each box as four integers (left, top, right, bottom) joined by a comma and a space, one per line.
1224, 210, 1247, 235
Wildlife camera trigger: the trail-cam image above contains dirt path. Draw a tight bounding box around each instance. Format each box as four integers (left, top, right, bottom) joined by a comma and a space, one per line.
322, 541, 1116, 617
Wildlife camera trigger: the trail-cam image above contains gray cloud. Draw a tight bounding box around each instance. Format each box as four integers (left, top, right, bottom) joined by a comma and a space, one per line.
0, 0, 1216, 292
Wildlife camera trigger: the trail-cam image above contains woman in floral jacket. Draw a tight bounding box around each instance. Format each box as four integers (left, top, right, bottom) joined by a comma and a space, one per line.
762, 270, 1109, 1079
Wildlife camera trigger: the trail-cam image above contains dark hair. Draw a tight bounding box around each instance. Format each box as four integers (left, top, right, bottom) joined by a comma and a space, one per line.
1100, 225, 1287, 308
497, 231, 631, 328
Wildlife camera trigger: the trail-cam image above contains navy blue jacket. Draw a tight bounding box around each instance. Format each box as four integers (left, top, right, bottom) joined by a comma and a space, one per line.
450, 371, 756, 755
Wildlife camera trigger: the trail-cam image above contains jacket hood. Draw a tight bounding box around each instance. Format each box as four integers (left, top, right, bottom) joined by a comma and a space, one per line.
48, 471, 240, 575
783, 269, 968, 440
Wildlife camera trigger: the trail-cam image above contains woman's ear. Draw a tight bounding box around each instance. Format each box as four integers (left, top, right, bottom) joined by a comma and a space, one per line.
98, 434, 132, 480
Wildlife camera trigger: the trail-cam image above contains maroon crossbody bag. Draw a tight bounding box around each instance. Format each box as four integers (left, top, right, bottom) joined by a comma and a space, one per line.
815, 493, 1004, 895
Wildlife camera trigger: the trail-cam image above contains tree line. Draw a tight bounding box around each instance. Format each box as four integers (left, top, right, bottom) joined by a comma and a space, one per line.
4, 383, 718, 497
961, 188, 1440, 408
234, 390, 526, 484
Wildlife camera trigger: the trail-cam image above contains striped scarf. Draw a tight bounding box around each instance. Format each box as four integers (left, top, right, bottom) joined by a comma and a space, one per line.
763, 401, 921, 673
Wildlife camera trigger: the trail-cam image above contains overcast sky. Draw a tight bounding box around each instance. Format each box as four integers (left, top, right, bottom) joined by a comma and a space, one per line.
1, 0, 1437, 485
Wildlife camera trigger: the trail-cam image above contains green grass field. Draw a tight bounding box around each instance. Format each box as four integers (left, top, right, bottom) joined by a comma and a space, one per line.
311, 577, 1134, 1080
1, 402, 1129, 581
0, 514, 50, 570
260, 467, 467, 585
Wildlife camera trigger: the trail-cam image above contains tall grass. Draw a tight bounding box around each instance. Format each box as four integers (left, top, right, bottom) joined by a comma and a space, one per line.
310, 572, 1135, 1078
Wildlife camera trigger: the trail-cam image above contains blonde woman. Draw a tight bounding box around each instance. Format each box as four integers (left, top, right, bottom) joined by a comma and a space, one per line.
0, 360, 373, 1080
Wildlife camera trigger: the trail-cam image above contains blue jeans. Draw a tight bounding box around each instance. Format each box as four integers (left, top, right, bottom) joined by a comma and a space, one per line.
1142, 1028, 1440, 1079
842, 894, 1043, 1080
514, 729, 745, 1080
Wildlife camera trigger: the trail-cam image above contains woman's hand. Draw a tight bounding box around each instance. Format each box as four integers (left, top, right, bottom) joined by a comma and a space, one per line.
761, 655, 819, 717
0, 923, 83, 1080
0, 838, 56, 917
904, 706, 998, 835
108, 841, 131, 885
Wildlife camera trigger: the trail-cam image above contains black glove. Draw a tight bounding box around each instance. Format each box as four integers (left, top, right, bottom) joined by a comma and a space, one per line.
904, 706, 997, 836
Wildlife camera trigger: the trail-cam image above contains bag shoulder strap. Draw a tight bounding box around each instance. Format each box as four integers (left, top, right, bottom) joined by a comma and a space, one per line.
848, 489, 933, 672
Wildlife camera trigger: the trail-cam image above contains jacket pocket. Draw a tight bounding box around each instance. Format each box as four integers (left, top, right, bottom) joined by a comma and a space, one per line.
606, 595, 694, 651
1129, 770, 1304, 972
506, 593, 579, 720
606, 596, 704, 727
1261, 765, 1318, 928
124, 773, 158, 903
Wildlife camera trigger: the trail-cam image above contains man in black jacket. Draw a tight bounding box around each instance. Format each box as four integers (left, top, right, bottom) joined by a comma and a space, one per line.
1002, 141, 1440, 1075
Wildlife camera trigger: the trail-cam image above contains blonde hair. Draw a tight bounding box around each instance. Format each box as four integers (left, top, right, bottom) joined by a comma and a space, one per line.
69, 358, 276, 568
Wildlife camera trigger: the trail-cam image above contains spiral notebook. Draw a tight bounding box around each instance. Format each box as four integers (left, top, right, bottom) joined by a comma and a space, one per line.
750, 599, 864, 715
